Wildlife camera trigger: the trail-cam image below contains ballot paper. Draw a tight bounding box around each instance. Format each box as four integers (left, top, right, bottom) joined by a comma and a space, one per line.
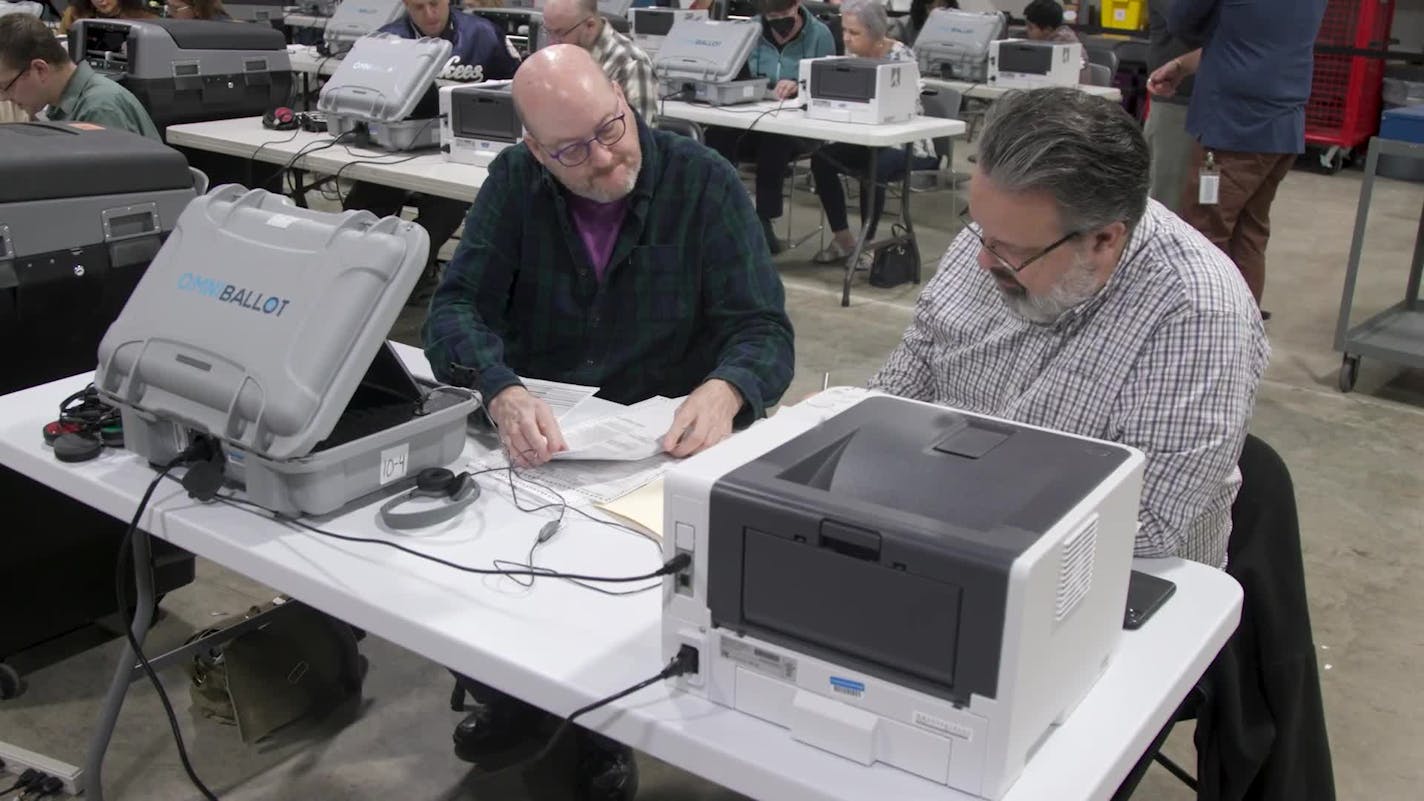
470, 396, 684, 505
521, 377, 600, 420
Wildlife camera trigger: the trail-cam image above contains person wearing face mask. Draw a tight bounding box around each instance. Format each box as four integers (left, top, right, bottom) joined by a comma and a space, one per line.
424, 45, 793, 799
60, 0, 156, 34
809, 0, 937, 268
704, 0, 835, 253
869, 88, 1267, 570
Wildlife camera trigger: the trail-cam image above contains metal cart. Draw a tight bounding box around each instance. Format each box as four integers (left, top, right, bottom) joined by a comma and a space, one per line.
1307, 0, 1395, 173
1335, 136, 1424, 392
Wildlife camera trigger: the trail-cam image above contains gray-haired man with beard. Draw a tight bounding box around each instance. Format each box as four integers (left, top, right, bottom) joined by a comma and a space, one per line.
870, 88, 1268, 569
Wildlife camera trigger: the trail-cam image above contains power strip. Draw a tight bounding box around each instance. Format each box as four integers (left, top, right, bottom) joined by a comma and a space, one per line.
0, 742, 83, 796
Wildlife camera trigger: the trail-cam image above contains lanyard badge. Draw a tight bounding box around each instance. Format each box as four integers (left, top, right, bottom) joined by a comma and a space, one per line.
1198, 151, 1220, 206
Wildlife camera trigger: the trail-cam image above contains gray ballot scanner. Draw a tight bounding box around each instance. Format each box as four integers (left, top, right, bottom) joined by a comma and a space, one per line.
655, 18, 764, 106
629, 7, 707, 59
324, 0, 406, 55
69, 18, 292, 129
439, 81, 520, 166
799, 56, 920, 125
914, 8, 1005, 82
662, 387, 1145, 799
0, 122, 199, 395
94, 186, 479, 516
318, 32, 451, 151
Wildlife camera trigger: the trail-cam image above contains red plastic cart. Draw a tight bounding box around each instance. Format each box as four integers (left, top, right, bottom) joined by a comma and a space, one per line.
1307, 0, 1396, 172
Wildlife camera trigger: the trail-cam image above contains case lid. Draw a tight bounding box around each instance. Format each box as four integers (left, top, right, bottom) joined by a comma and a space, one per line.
654, 19, 759, 83
94, 186, 430, 461
324, 0, 406, 47
318, 33, 453, 124
0, 123, 193, 204
915, 9, 1004, 60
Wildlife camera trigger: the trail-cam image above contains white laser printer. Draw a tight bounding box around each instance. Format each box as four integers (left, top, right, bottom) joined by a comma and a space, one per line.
629, 7, 707, 58
94, 186, 478, 517
654, 18, 764, 106
914, 8, 1005, 81
439, 81, 521, 166
661, 388, 1144, 800
323, 0, 406, 56
318, 32, 451, 151
988, 38, 1082, 89
798, 56, 919, 125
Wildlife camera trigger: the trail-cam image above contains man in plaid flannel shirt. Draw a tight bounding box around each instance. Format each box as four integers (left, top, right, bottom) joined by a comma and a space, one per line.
425, 45, 791, 797
541, 0, 658, 122
871, 88, 1269, 569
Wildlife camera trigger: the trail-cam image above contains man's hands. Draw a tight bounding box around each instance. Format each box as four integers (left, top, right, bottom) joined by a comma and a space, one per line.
661, 379, 744, 458
488, 385, 567, 468
1147, 60, 1185, 97
774, 79, 799, 101
1148, 49, 1201, 98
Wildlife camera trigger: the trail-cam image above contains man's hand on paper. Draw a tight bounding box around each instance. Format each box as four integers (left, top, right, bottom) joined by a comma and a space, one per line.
774, 79, 799, 101
489, 385, 568, 468
661, 379, 743, 458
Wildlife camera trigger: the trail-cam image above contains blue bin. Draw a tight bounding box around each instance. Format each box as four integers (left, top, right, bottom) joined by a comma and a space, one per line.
1378, 105, 1424, 181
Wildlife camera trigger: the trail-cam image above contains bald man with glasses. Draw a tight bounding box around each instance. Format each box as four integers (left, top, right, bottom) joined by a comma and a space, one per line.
872, 88, 1268, 571
422, 44, 791, 796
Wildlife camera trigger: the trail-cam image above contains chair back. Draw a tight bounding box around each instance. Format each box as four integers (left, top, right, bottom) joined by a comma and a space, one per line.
1085, 45, 1118, 74
655, 117, 706, 144
1086, 63, 1113, 87
918, 86, 962, 165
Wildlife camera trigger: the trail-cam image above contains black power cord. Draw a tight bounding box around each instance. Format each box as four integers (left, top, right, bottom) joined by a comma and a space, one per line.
502, 645, 701, 779
0, 768, 40, 796
114, 438, 228, 801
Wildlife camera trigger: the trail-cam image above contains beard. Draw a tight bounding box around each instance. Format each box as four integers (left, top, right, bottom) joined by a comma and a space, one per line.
567, 153, 642, 204
992, 253, 1103, 325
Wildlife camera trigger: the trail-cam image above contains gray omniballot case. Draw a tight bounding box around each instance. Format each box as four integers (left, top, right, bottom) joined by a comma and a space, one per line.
318, 33, 452, 152
94, 186, 479, 516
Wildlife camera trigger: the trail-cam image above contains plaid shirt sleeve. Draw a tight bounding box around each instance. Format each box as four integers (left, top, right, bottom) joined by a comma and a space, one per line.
605, 31, 659, 124
698, 154, 795, 422
420, 155, 524, 400
1110, 310, 1268, 563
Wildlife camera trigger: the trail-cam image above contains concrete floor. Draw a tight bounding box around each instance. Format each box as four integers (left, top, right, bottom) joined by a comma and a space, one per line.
2, 153, 1423, 801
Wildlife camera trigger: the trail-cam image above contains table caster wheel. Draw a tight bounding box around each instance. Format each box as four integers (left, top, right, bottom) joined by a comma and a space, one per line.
0, 662, 25, 700
1338, 355, 1360, 393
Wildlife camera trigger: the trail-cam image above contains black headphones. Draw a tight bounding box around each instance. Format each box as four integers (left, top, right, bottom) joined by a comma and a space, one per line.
378, 467, 480, 530
44, 384, 123, 463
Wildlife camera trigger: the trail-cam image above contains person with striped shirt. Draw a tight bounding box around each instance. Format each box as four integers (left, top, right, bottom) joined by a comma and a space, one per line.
871, 88, 1268, 569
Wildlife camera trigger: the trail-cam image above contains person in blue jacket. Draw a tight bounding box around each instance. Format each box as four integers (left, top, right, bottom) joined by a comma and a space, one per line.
706, 0, 835, 253
344, 0, 522, 278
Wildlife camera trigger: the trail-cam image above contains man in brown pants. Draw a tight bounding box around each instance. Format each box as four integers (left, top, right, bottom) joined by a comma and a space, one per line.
1148, 0, 1328, 310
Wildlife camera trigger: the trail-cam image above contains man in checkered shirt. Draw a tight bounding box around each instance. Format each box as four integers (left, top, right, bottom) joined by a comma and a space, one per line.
541, 0, 658, 123
870, 88, 1268, 568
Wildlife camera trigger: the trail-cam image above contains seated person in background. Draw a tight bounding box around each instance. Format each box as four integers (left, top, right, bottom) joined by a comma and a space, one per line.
60, 0, 155, 34
1023, 0, 1087, 69
541, 0, 657, 122
869, 88, 1267, 569
165, 0, 231, 20
810, 0, 937, 267
423, 45, 793, 797
705, 0, 835, 253
343, 0, 521, 277
0, 14, 159, 139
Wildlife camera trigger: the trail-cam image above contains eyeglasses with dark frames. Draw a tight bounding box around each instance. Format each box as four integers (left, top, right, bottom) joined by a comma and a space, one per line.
958, 209, 1082, 273
545, 15, 594, 42
544, 107, 627, 168
1, 63, 30, 97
